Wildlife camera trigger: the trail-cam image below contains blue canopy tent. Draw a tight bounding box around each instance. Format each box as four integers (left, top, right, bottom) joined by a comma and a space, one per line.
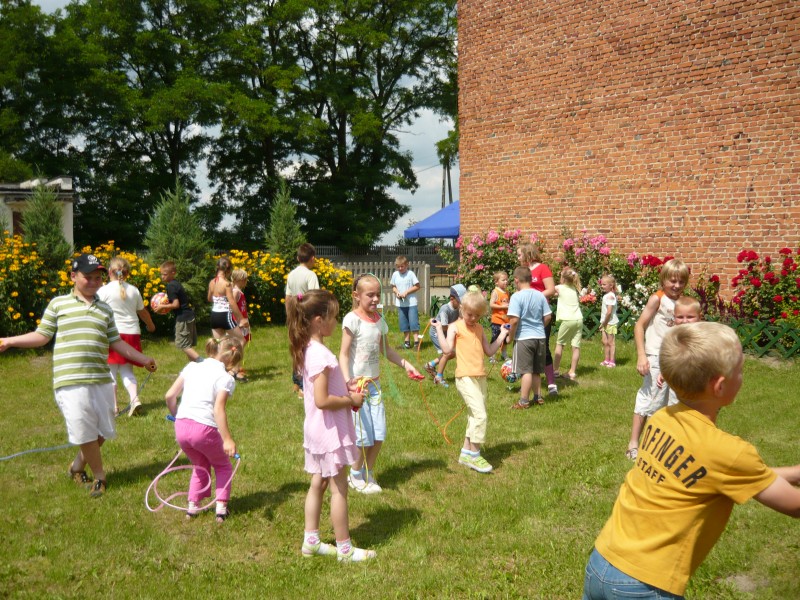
403, 201, 460, 239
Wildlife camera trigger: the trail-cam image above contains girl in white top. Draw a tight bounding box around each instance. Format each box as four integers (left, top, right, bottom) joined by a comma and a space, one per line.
165, 336, 242, 522
339, 274, 421, 494
599, 274, 620, 367
552, 267, 584, 381
97, 256, 155, 415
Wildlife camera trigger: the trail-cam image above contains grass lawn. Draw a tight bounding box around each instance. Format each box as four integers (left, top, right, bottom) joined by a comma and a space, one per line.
1, 318, 799, 599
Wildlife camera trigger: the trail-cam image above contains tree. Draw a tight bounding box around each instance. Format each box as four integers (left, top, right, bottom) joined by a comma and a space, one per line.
61, 0, 229, 248
21, 184, 72, 271
144, 185, 212, 315
290, 0, 457, 250
265, 179, 306, 261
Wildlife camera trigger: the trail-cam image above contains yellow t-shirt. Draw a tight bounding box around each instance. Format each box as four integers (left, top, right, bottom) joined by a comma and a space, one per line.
454, 319, 486, 378
594, 403, 776, 596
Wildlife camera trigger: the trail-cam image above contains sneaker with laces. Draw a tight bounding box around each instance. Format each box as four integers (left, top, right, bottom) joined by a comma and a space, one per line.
348, 473, 382, 494
605, 362, 616, 368
403, 341, 412, 349
337, 546, 377, 562
425, 361, 438, 378
302, 540, 337, 558
69, 465, 90, 487
89, 479, 106, 498
459, 453, 493, 473
128, 398, 142, 417
434, 374, 449, 388
547, 384, 558, 396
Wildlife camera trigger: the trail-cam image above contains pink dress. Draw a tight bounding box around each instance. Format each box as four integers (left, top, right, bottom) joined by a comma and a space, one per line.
302, 341, 359, 477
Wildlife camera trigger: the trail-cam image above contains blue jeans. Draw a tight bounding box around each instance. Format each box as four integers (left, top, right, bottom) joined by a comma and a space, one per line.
583, 549, 684, 600
398, 305, 420, 333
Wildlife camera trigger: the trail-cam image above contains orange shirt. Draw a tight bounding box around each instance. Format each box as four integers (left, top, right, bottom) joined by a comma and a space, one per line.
454, 320, 486, 378
490, 287, 510, 325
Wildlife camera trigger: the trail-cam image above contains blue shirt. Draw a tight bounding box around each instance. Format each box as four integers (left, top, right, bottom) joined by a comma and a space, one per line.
507, 288, 551, 340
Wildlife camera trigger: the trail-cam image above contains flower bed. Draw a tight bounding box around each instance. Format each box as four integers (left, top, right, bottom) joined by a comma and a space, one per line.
0, 236, 352, 336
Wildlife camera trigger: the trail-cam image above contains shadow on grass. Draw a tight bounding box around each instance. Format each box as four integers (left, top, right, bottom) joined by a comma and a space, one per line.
483, 440, 538, 469
232, 481, 308, 519
377, 457, 447, 490
236, 364, 282, 383
351, 506, 422, 546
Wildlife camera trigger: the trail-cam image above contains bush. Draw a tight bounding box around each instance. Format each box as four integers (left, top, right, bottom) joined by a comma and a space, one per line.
731, 247, 800, 325
264, 180, 306, 264
21, 184, 72, 271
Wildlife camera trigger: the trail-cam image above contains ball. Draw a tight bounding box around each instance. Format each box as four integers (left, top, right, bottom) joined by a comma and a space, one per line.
500, 359, 517, 384
150, 292, 168, 310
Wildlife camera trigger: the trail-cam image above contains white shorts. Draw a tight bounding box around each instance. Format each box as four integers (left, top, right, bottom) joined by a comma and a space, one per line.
54, 383, 117, 445
633, 355, 678, 417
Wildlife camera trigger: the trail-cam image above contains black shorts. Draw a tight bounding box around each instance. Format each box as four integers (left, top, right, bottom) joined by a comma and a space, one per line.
210, 310, 236, 331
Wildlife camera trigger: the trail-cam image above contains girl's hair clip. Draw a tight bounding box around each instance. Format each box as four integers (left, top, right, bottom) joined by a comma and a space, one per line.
297, 292, 304, 300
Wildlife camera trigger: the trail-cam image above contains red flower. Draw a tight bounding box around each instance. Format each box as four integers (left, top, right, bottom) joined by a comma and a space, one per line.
782, 270, 789, 277
794, 309, 800, 316
732, 296, 742, 304
731, 275, 741, 286
773, 295, 783, 302
781, 312, 788, 319
779, 247, 792, 255
770, 317, 776, 323
791, 296, 798, 302
796, 278, 800, 288
663, 255, 674, 263
737, 250, 748, 262
750, 277, 762, 287
710, 274, 720, 283
753, 310, 759, 316
765, 255, 772, 264
764, 271, 776, 281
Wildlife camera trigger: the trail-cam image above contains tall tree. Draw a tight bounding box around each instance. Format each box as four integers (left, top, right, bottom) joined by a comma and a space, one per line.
290, 0, 457, 249
61, 0, 228, 248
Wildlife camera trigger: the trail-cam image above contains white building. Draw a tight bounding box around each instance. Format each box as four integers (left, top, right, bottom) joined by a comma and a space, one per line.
0, 177, 75, 244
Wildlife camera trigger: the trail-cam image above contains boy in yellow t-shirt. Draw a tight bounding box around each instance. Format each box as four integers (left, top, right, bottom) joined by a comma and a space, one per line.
584, 322, 800, 599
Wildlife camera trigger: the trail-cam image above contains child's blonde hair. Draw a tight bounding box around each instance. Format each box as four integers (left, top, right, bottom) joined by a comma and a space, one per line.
660, 258, 690, 286
493, 271, 508, 284
205, 336, 244, 370
352, 274, 380, 308
461, 291, 488, 318
675, 295, 702, 315
560, 267, 581, 289
601, 273, 616, 287
231, 269, 248, 286
660, 322, 741, 401
286, 289, 339, 374
394, 255, 409, 268
108, 256, 131, 300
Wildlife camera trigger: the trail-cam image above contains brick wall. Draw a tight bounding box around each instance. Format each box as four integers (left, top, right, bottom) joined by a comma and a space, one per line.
458, 0, 799, 291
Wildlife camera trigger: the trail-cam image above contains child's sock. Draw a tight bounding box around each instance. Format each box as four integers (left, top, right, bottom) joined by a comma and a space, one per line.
336, 538, 377, 562
216, 501, 228, 522
461, 449, 479, 457
302, 530, 337, 557
350, 467, 365, 481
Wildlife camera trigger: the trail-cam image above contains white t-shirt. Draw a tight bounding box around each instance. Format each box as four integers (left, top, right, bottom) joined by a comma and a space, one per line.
390, 270, 419, 307
175, 358, 235, 428
285, 265, 320, 297
97, 280, 145, 334
342, 311, 389, 379
602, 292, 619, 326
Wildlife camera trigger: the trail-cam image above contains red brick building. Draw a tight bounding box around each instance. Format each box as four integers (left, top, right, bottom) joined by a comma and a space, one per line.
458, 0, 799, 288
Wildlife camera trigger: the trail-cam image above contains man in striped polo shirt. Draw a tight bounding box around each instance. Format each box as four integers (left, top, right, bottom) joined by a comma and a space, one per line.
0, 254, 156, 498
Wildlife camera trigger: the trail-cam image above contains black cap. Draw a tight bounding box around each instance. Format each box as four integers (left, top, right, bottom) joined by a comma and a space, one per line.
71, 254, 107, 274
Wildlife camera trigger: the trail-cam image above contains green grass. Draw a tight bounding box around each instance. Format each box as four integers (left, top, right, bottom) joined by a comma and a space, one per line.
1, 319, 799, 599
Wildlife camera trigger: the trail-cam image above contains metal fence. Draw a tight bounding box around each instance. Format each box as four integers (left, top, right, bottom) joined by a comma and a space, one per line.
334, 261, 431, 314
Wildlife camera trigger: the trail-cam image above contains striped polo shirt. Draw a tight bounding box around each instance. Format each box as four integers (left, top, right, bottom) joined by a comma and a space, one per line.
35, 292, 120, 390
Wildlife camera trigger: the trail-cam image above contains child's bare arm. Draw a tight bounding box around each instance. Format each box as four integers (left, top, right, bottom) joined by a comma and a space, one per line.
543, 312, 552, 327
164, 375, 184, 417
0, 332, 50, 351
755, 470, 800, 518
634, 294, 661, 375
485, 324, 510, 356
507, 316, 519, 342
214, 390, 236, 457
383, 341, 422, 377
338, 327, 354, 382
137, 308, 156, 332
601, 304, 612, 327
313, 367, 363, 410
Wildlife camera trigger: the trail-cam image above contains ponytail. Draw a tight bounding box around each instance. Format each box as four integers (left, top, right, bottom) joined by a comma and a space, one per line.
108, 256, 131, 301
286, 290, 339, 375
206, 336, 244, 370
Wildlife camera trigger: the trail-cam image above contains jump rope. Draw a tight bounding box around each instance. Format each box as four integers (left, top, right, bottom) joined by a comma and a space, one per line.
145, 417, 242, 515
0, 367, 156, 463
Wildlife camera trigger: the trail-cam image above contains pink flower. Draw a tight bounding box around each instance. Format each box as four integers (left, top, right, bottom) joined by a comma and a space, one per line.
627, 252, 638, 267
575, 247, 586, 256
466, 243, 476, 253
563, 238, 574, 249
475, 264, 485, 271
476, 250, 484, 258
498, 246, 505, 252
599, 247, 610, 256
455, 236, 463, 249
486, 230, 499, 244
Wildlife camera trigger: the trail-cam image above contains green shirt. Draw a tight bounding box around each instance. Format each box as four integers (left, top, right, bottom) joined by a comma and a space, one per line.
36, 292, 120, 390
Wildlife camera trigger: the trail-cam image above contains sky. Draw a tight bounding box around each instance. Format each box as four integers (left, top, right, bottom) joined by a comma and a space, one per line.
33, 0, 460, 245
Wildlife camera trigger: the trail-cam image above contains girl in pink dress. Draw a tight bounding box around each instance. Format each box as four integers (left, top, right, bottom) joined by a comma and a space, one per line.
286, 289, 376, 563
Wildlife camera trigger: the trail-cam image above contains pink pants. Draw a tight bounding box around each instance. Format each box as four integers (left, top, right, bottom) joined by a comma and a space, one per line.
174, 418, 232, 503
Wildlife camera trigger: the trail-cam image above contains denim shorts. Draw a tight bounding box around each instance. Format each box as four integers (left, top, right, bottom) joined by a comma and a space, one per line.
582, 549, 684, 600
351, 381, 386, 446
397, 305, 420, 333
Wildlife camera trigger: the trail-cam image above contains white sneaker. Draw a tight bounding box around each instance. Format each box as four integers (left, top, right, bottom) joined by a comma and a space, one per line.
128, 398, 142, 417
349, 475, 381, 494
337, 546, 377, 562
547, 384, 558, 396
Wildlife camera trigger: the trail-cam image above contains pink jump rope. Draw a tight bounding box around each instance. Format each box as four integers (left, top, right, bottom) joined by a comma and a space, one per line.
145, 414, 241, 514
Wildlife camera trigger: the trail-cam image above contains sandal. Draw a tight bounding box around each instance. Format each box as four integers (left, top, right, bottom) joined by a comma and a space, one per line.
511, 401, 531, 410
625, 447, 638, 461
